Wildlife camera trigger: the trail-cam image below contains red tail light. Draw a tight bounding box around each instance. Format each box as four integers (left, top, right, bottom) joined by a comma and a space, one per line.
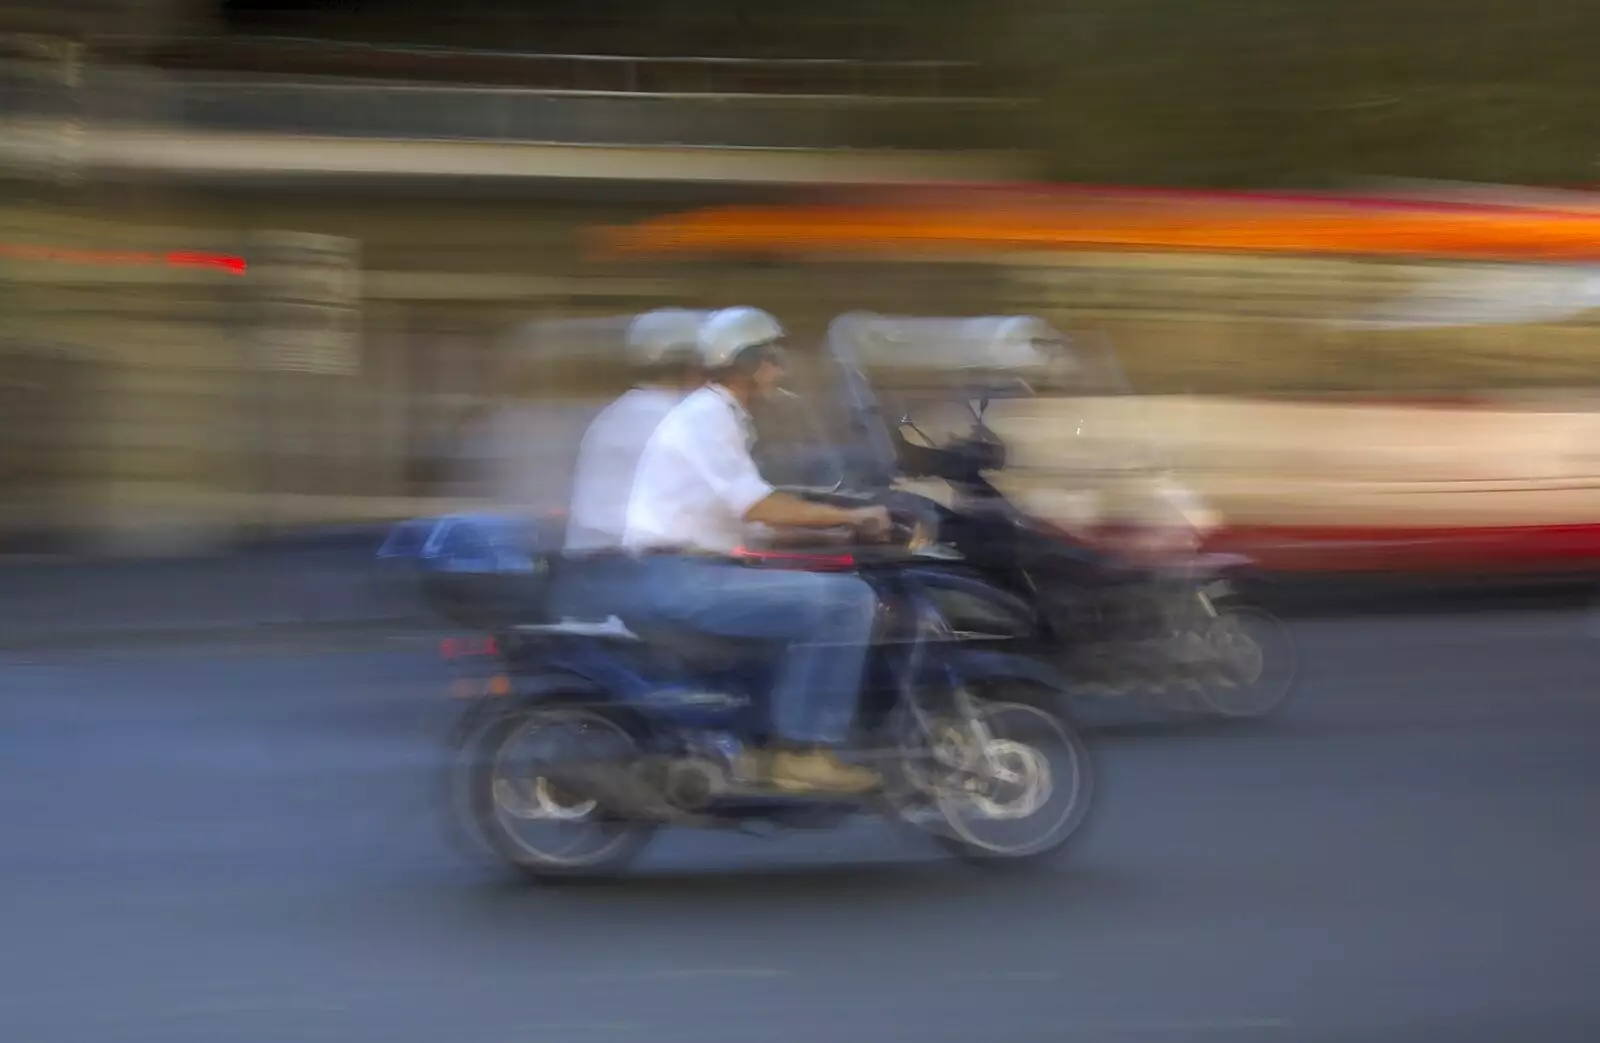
441, 636, 499, 660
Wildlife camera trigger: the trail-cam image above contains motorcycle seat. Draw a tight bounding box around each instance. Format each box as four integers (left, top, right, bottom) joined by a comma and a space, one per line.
622, 618, 781, 668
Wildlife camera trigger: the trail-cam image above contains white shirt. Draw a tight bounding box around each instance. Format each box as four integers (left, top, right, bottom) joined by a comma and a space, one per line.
623, 384, 775, 554
564, 386, 686, 552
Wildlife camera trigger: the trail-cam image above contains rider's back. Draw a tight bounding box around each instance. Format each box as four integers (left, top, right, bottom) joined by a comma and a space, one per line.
623, 384, 771, 556
564, 386, 687, 553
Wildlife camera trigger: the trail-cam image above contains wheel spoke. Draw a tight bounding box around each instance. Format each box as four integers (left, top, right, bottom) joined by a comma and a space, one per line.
475, 707, 650, 874
923, 700, 1092, 859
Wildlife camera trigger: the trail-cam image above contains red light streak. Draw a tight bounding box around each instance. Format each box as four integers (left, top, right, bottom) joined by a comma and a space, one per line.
733, 546, 858, 570
0, 242, 247, 274
166, 250, 248, 275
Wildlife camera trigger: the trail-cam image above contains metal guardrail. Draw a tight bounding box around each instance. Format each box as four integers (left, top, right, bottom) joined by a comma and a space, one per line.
0, 66, 1023, 151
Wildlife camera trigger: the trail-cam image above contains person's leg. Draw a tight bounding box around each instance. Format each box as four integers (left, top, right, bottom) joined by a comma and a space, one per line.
759, 572, 878, 746
550, 556, 642, 622
754, 572, 881, 793
635, 560, 880, 792
548, 558, 605, 621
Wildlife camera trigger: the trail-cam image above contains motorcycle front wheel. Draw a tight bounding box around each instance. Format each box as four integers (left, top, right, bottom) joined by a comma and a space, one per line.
468, 704, 656, 883
1194, 606, 1298, 720
904, 693, 1096, 866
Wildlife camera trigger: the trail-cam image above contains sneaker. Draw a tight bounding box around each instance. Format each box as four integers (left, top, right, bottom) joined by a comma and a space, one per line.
733, 750, 770, 784
767, 750, 881, 794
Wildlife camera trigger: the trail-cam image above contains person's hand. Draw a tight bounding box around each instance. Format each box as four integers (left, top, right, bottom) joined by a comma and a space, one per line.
847, 505, 892, 542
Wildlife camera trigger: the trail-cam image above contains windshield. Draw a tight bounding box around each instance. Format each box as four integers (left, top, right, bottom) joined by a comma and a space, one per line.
1023, 330, 1130, 396
826, 317, 1127, 446
813, 315, 1182, 490
749, 386, 851, 492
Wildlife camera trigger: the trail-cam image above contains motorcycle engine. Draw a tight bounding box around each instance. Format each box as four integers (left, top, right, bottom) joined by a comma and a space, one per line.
663, 757, 727, 811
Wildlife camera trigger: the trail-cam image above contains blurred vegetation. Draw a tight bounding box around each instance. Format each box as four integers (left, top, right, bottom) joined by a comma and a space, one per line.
216, 0, 998, 61
209, 0, 1600, 185
1006, 0, 1600, 187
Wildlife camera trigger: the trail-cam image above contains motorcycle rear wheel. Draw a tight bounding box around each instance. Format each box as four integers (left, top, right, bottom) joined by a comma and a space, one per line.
468, 704, 657, 883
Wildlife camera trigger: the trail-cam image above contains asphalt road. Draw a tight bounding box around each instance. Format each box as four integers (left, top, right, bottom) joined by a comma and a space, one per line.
2, 609, 1599, 1043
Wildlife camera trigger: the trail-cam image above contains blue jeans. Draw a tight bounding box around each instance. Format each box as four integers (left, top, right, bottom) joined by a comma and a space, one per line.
630, 557, 878, 745
549, 554, 644, 622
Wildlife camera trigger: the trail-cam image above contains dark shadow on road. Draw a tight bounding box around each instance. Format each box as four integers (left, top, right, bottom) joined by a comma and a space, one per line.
1249, 574, 1599, 619
1086, 716, 1294, 741
447, 858, 1132, 914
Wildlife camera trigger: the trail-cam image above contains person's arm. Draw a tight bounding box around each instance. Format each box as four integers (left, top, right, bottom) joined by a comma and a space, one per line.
686, 410, 887, 534
744, 490, 870, 530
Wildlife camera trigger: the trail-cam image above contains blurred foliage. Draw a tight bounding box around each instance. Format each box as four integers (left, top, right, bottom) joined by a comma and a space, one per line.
1006, 0, 1600, 186
218, 0, 1000, 61
209, 0, 1600, 184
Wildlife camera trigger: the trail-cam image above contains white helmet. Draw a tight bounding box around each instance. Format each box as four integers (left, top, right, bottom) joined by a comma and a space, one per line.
696, 307, 785, 371
626, 309, 713, 368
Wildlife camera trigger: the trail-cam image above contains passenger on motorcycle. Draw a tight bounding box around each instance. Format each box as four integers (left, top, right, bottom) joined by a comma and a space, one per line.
621, 307, 891, 794
551, 309, 709, 621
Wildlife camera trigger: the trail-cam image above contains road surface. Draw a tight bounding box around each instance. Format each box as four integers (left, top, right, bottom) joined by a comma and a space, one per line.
2, 609, 1598, 1043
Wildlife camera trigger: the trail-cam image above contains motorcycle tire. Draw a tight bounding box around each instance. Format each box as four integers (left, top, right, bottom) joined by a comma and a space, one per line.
1194, 606, 1298, 720
918, 687, 1098, 868
467, 702, 657, 884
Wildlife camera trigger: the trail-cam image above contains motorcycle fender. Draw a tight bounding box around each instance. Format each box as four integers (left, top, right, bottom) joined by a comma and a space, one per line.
448, 670, 608, 749
945, 649, 1077, 701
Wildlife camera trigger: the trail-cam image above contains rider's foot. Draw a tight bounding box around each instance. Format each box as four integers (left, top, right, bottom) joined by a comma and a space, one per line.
767, 749, 880, 794
734, 750, 770, 784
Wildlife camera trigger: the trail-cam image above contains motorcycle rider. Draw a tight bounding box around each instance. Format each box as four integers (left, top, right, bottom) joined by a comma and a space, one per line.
622, 307, 890, 794
552, 309, 710, 621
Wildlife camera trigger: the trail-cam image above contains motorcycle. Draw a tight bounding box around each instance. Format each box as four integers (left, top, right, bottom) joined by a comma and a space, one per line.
819, 313, 1297, 721
384, 508, 1094, 881
379, 313, 1096, 882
